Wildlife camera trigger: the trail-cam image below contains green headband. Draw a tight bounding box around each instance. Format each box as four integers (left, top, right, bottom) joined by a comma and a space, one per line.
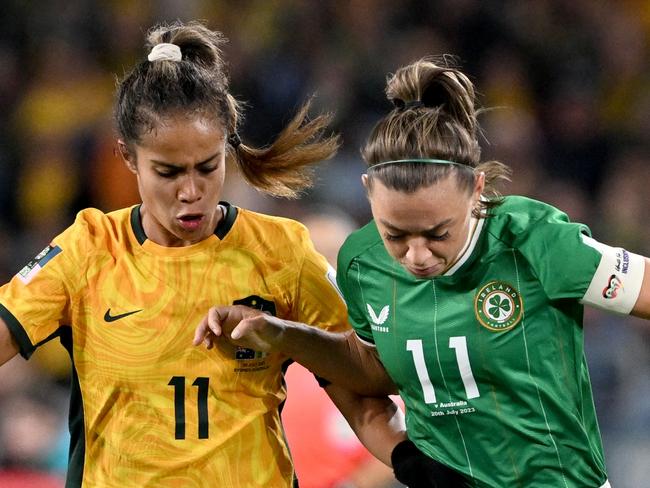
368, 158, 464, 171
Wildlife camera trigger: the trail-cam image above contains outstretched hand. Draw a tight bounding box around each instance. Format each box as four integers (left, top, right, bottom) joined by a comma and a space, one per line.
193, 305, 286, 353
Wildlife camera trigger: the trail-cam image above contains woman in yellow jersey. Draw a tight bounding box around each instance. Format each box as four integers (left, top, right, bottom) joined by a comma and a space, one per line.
0, 20, 405, 487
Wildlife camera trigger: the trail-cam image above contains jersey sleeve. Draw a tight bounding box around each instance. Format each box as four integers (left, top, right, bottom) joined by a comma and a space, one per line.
0, 213, 90, 358
578, 235, 644, 314
293, 233, 350, 334
516, 207, 644, 313
336, 255, 375, 345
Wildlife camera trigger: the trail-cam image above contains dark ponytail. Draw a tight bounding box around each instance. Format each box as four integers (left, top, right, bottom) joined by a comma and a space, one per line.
363, 56, 510, 215
115, 20, 339, 198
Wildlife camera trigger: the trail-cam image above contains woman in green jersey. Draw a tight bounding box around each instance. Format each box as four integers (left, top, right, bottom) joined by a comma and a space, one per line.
196, 57, 650, 488
0, 20, 406, 488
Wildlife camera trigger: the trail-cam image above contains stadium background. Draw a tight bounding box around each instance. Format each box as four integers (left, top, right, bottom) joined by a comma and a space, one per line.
0, 1, 648, 486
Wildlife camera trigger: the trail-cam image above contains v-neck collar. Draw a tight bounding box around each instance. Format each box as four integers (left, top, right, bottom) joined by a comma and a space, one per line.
442, 215, 485, 276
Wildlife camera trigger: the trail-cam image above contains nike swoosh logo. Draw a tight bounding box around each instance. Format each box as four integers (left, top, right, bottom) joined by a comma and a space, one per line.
104, 308, 142, 323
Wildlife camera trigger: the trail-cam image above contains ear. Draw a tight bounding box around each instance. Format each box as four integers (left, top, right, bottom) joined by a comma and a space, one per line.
117, 140, 137, 174
473, 171, 486, 201
361, 173, 369, 189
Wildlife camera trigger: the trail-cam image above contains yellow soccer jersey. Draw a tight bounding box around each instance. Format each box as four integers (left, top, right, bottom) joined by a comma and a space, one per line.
0, 202, 349, 488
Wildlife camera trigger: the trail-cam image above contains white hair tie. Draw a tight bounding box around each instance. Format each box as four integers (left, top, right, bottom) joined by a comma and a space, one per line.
147, 43, 182, 62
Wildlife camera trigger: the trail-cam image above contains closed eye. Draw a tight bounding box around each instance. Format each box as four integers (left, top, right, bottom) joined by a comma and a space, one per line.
424, 231, 450, 241
384, 233, 405, 242
384, 231, 449, 242
198, 164, 218, 174
151, 151, 222, 178
155, 164, 218, 178
156, 168, 180, 178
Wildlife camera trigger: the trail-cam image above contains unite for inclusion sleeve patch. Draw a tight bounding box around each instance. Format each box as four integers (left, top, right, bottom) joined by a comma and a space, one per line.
580, 235, 645, 314
17, 244, 62, 284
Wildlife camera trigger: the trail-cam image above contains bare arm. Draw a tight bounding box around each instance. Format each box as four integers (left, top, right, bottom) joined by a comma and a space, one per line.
324, 383, 406, 466
194, 305, 397, 396
631, 258, 650, 319
278, 323, 397, 396
0, 316, 20, 366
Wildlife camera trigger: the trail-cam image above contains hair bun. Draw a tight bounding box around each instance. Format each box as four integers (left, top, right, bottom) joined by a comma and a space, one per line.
147, 43, 182, 62
391, 97, 406, 110
392, 98, 425, 112
403, 100, 424, 110
421, 81, 449, 110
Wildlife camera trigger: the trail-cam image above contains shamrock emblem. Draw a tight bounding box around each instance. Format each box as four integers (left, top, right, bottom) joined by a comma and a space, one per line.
487, 293, 511, 321
475, 281, 523, 332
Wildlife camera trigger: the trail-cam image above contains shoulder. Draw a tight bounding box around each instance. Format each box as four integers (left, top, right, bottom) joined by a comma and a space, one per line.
77, 206, 133, 234
57, 207, 134, 248
487, 195, 589, 245
337, 220, 384, 272
75, 206, 132, 225
74, 207, 109, 225
236, 208, 310, 240
233, 208, 314, 256
493, 195, 570, 225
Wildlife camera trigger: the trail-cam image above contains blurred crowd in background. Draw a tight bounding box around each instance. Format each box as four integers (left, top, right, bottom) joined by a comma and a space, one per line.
0, 1, 649, 487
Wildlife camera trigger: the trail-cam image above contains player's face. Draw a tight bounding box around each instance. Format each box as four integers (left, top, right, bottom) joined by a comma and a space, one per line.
124, 113, 227, 247
365, 172, 484, 278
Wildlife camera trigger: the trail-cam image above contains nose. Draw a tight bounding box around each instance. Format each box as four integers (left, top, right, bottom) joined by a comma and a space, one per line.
178, 174, 202, 203
404, 237, 432, 266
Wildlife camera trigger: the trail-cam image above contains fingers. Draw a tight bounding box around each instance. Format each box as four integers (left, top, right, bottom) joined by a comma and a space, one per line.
193, 307, 226, 347
203, 330, 215, 350
193, 305, 266, 349
192, 315, 210, 346
231, 314, 265, 340
208, 307, 224, 336
230, 315, 281, 352
230, 321, 245, 340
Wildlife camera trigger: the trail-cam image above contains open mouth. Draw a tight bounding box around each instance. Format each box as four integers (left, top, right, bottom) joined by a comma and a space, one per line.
177, 214, 204, 230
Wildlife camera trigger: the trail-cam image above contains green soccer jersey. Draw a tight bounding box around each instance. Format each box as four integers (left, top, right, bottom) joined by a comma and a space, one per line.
337, 196, 644, 488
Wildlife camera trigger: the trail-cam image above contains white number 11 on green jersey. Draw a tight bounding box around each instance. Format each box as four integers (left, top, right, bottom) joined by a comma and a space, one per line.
407, 337, 480, 404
